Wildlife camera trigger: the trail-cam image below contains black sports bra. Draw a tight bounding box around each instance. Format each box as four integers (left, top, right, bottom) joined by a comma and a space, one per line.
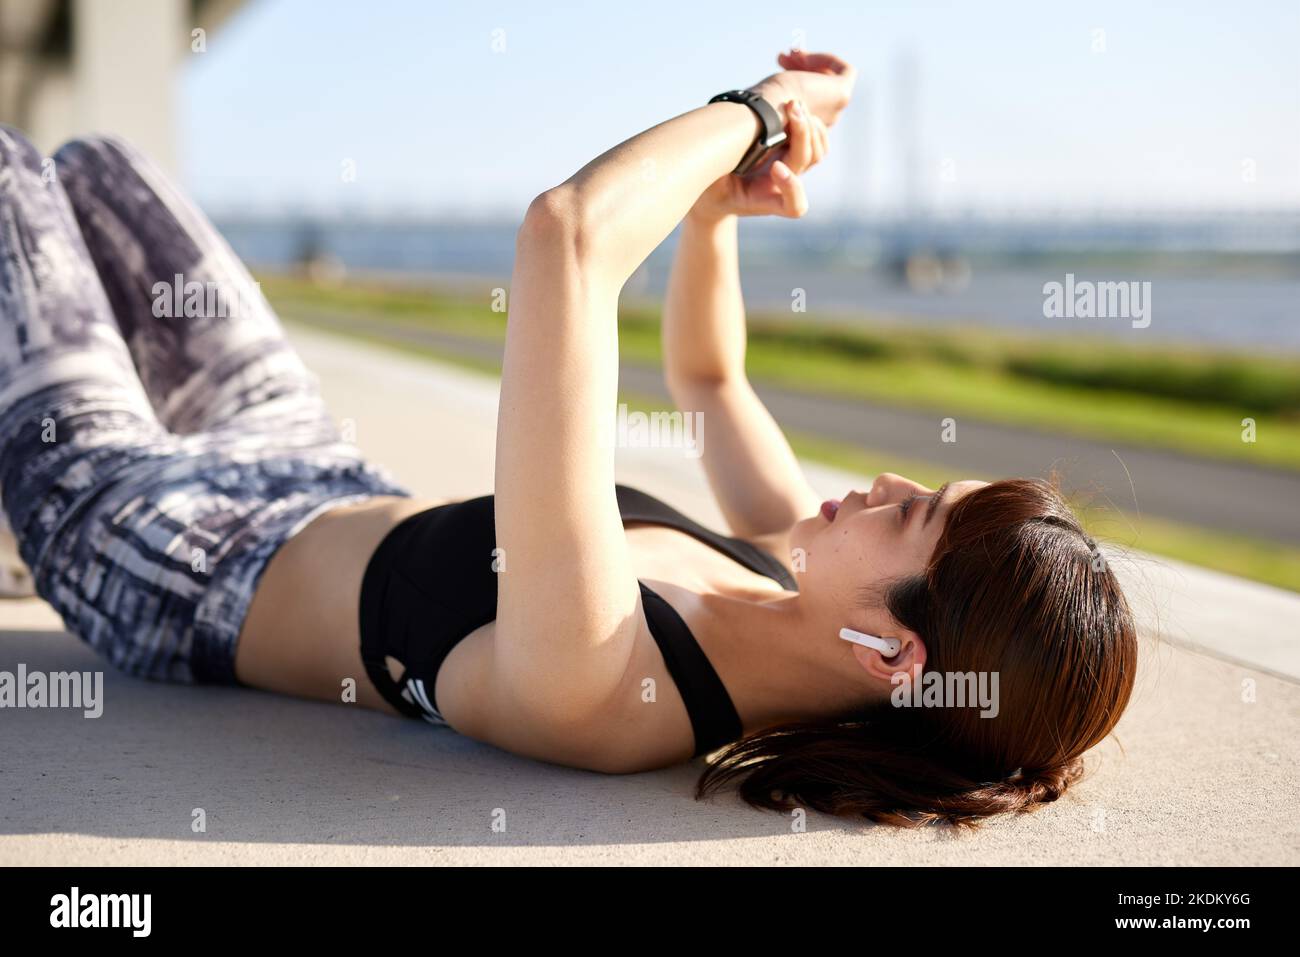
358, 484, 797, 756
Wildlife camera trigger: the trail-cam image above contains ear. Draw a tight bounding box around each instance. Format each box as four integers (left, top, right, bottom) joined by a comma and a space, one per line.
848, 627, 926, 687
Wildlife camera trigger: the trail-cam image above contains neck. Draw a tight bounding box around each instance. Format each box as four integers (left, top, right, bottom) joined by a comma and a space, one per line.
695, 588, 877, 730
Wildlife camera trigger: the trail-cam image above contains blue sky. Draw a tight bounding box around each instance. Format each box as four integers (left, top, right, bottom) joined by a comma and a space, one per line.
182, 0, 1300, 218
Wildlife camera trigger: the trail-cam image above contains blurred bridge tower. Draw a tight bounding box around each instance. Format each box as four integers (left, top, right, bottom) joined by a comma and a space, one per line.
0, 0, 245, 175
892, 46, 922, 219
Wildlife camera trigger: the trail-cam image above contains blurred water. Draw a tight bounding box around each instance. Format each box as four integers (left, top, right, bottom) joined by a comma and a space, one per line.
219, 218, 1300, 353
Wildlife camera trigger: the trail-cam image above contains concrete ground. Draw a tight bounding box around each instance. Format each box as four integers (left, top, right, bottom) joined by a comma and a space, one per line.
1, 327, 1296, 865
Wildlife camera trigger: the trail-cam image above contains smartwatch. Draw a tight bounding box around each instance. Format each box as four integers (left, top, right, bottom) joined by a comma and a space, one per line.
708, 89, 788, 176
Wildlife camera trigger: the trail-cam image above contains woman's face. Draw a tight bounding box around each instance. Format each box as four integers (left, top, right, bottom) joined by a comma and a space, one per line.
790, 473, 988, 615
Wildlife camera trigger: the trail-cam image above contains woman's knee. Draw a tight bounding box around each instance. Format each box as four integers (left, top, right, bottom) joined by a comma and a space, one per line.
0, 123, 41, 164
0, 125, 54, 200
51, 134, 168, 243
51, 133, 147, 184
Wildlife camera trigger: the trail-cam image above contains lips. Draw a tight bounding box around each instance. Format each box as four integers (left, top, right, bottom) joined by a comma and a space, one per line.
820, 499, 841, 522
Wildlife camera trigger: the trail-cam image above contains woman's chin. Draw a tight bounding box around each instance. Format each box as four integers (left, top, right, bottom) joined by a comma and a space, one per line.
789, 514, 822, 554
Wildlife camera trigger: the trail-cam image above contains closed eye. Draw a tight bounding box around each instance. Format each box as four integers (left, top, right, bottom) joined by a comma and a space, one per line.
898, 491, 919, 522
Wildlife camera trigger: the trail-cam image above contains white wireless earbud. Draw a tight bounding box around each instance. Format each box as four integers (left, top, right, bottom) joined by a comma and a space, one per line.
838, 628, 901, 657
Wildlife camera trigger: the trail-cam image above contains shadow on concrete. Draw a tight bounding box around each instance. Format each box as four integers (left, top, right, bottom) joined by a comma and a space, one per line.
0, 629, 869, 848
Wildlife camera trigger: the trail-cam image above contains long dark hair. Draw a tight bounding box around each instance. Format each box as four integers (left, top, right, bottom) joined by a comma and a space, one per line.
697, 478, 1138, 828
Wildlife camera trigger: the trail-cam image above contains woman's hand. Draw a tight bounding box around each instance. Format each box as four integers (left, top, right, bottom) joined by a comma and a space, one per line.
757, 49, 856, 128
689, 96, 829, 222
689, 50, 853, 223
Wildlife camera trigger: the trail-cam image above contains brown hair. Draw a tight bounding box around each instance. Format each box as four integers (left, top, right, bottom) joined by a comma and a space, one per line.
697, 478, 1137, 828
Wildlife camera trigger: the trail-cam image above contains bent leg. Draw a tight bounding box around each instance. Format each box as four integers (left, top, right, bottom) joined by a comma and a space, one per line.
2, 127, 408, 682
0, 125, 199, 677
52, 134, 336, 443
0, 124, 161, 560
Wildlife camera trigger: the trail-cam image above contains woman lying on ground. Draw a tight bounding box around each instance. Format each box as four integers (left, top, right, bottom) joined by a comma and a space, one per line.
0, 50, 1136, 827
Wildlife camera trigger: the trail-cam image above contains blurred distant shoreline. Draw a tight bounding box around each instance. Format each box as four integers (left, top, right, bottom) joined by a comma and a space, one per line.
220, 212, 1300, 353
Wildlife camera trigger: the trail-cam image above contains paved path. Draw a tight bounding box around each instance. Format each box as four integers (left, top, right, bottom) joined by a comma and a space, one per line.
287, 309, 1300, 545
1, 327, 1296, 865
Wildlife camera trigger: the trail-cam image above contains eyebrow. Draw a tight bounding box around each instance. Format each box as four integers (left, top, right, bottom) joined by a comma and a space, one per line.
924, 482, 951, 528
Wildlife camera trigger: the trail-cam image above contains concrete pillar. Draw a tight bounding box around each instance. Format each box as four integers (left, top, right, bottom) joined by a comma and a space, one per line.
25, 65, 74, 154
72, 0, 185, 174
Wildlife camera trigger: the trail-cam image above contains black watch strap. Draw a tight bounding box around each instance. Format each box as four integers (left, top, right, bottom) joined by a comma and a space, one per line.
708, 89, 788, 176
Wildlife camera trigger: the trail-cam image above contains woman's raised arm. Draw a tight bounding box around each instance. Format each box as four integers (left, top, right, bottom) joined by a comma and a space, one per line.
489, 55, 854, 741
663, 90, 838, 538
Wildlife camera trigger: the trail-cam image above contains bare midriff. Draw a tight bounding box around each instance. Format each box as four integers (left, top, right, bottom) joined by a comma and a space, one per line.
233, 494, 791, 740
234, 495, 437, 709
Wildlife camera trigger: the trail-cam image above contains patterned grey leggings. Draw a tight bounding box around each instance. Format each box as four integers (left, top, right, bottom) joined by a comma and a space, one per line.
0, 125, 408, 684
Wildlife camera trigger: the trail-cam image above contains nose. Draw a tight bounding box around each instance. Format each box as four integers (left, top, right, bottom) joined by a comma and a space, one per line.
865, 472, 933, 507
